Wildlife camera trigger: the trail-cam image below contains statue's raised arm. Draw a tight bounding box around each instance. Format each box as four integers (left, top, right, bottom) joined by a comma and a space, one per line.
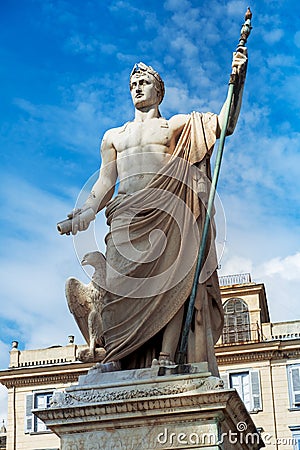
219, 46, 248, 135
219, 7, 252, 135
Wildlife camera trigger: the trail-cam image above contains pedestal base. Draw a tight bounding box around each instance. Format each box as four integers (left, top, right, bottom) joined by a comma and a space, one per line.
34, 363, 264, 449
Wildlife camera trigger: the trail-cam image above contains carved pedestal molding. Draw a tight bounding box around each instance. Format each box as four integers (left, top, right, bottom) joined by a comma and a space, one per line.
34, 363, 264, 449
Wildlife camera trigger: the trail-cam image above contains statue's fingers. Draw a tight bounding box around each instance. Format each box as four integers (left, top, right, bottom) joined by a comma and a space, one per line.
79, 217, 84, 231
238, 46, 248, 56
237, 52, 247, 61
72, 219, 78, 235
79, 216, 90, 232
68, 208, 81, 219
80, 219, 87, 231
84, 217, 91, 231
232, 52, 243, 63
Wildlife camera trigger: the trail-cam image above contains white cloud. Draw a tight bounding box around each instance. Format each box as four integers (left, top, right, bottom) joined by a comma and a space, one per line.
13, 97, 103, 155
267, 54, 296, 68
0, 341, 10, 377
163, 86, 198, 114
219, 254, 253, 276
11, 73, 133, 158
171, 36, 198, 58
255, 253, 300, 322
0, 385, 7, 424
0, 176, 109, 351
226, 1, 247, 17
64, 34, 118, 58
263, 28, 284, 44
164, 0, 191, 12
0, 341, 10, 423
217, 180, 300, 324
109, 1, 159, 31
220, 250, 300, 323
261, 253, 300, 281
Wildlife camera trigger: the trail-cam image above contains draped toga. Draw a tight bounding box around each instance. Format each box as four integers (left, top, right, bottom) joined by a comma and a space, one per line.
101, 112, 224, 376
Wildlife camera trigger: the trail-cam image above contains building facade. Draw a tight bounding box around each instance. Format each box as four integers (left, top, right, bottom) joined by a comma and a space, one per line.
0, 275, 300, 449
0, 338, 92, 450
217, 274, 300, 449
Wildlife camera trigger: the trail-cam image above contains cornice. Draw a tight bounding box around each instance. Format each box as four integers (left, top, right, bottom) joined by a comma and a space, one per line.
2, 339, 300, 387
220, 283, 265, 297
216, 337, 300, 353
0, 363, 92, 389
216, 344, 300, 365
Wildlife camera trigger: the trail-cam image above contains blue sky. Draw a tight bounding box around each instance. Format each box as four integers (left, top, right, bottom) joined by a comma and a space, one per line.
1, 0, 300, 419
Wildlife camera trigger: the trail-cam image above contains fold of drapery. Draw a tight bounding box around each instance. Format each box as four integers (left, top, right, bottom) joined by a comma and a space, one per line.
101, 112, 223, 371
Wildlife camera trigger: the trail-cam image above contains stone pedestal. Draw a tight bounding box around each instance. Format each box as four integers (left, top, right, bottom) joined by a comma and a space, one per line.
34, 363, 264, 449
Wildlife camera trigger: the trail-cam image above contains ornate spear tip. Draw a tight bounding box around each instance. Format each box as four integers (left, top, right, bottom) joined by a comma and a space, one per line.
245, 7, 252, 21
237, 6, 252, 49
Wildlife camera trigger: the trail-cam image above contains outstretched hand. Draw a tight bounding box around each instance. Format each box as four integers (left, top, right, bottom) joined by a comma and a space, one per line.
67, 207, 96, 235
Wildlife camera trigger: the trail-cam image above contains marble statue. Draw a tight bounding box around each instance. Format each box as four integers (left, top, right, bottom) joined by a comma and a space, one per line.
59, 53, 247, 376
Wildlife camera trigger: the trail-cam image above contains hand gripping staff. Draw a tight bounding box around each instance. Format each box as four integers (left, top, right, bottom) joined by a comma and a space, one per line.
177, 8, 252, 364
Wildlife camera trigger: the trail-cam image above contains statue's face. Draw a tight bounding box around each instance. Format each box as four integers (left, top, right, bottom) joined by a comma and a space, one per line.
130, 73, 159, 109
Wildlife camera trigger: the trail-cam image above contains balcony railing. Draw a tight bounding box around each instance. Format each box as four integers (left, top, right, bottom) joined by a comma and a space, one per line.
216, 322, 262, 346
219, 273, 251, 287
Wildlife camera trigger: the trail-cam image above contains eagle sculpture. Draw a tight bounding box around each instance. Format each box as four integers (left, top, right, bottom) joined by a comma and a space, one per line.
65, 251, 107, 362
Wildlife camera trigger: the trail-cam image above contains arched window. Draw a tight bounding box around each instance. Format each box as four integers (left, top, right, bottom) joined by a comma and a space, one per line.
222, 298, 251, 343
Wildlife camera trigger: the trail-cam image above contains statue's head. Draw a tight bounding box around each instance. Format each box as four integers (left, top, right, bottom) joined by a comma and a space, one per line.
130, 62, 165, 105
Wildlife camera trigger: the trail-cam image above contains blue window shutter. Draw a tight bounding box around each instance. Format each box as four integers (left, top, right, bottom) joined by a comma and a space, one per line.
250, 370, 262, 411
220, 372, 229, 389
24, 394, 33, 433
291, 366, 300, 407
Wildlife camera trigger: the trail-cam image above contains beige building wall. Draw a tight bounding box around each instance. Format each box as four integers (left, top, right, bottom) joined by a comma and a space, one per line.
219, 358, 300, 448
0, 340, 92, 450
8, 383, 60, 450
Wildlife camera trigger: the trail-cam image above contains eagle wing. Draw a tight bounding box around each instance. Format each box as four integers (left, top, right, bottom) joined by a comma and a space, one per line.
65, 277, 93, 344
